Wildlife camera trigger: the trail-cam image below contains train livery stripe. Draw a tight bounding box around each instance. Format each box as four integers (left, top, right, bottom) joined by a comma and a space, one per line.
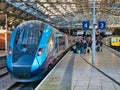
7, 29, 18, 72
36, 24, 53, 66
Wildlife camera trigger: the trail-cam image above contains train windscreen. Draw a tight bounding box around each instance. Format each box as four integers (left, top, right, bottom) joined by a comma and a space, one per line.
13, 22, 43, 61
16, 29, 41, 45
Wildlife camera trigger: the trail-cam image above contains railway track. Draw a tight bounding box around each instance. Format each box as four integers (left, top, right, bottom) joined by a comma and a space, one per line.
0, 56, 24, 90
7, 81, 40, 90
0, 65, 6, 69
0, 56, 6, 69
0, 56, 7, 78
0, 67, 8, 78
0, 56, 6, 60
0, 56, 15, 90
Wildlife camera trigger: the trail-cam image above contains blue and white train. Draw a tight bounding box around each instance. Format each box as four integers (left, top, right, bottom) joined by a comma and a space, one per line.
6, 20, 72, 82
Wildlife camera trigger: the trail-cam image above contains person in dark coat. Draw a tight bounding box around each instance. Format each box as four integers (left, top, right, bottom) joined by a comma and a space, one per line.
83, 39, 87, 54
75, 40, 80, 53
100, 40, 103, 51
79, 40, 84, 54
87, 40, 92, 53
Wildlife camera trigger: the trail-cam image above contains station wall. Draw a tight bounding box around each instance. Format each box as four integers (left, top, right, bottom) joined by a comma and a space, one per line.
0, 30, 11, 50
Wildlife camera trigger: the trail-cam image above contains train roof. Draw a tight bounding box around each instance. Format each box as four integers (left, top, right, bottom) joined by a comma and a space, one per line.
16, 20, 43, 28
15, 20, 65, 35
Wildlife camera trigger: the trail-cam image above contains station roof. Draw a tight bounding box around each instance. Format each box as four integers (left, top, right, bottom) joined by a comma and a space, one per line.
0, 0, 120, 30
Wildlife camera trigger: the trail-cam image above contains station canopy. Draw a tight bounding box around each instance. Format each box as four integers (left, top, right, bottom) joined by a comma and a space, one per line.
0, 0, 120, 30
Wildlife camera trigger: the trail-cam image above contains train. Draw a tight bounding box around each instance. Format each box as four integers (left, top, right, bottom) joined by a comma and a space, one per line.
6, 20, 74, 82
103, 35, 120, 51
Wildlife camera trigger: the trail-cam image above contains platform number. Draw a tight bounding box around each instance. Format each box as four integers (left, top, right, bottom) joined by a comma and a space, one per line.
98, 21, 106, 30
82, 21, 89, 29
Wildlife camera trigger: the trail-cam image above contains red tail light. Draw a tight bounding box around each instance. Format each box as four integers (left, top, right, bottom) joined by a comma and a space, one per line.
8, 49, 12, 55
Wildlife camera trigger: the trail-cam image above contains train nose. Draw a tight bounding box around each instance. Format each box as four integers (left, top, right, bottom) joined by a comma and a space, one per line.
12, 54, 34, 78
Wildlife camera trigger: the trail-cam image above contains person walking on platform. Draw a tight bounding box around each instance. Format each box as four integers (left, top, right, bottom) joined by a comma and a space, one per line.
79, 40, 84, 54
75, 40, 80, 54
87, 40, 92, 53
100, 39, 103, 51
83, 39, 87, 54
96, 40, 100, 52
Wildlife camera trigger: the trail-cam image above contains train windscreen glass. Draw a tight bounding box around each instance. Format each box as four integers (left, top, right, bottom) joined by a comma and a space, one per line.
13, 22, 43, 57
16, 24, 42, 45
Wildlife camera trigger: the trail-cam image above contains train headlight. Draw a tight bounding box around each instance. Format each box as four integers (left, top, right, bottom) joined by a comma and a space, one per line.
31, 58, 39, 72
8, 48, 12, 55
38, 51, 42, 56
38, 48, 44, 56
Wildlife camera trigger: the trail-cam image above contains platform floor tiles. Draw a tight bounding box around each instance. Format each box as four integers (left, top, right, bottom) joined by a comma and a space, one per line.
36, 47, 120, 90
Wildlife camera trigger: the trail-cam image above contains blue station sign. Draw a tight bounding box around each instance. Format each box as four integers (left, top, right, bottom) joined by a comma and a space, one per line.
82, 21, 89, 30
98, 21, 106, 30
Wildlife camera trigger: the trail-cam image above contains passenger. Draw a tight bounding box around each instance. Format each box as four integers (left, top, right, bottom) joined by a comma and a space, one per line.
100, 39, 103, 51
83, 39, 87, 54
79, 40, 84, 54
76, 40, 80, 50
75, 40, 80, 53
87, 40, 92, 53
96, 40, 100, 52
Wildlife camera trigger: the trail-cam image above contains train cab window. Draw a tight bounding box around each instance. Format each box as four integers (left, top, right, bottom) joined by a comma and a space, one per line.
16, 25, 42, 45
13, 21, 44, 56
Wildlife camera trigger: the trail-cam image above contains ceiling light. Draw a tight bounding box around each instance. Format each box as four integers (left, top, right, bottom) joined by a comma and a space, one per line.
9, 11, 12, 14
0, 11, 3, 13
9, 22, 12, 25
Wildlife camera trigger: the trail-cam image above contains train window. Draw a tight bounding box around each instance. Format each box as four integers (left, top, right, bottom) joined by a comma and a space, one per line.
111, 38, 114, 42
16, 24, 42, 45
116, 38, 118, 42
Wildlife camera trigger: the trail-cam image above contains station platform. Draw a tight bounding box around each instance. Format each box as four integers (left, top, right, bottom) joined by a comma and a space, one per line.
0, 50, 6, 57
35, 46, 120, 90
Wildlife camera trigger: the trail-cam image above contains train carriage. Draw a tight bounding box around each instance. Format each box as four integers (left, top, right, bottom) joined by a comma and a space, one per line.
103, 35, 120, 51
111, 36, 120, 47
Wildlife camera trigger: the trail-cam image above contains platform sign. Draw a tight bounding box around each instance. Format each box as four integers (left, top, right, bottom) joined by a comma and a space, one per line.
82, 21, 89, 30
98, 21, 106, 30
